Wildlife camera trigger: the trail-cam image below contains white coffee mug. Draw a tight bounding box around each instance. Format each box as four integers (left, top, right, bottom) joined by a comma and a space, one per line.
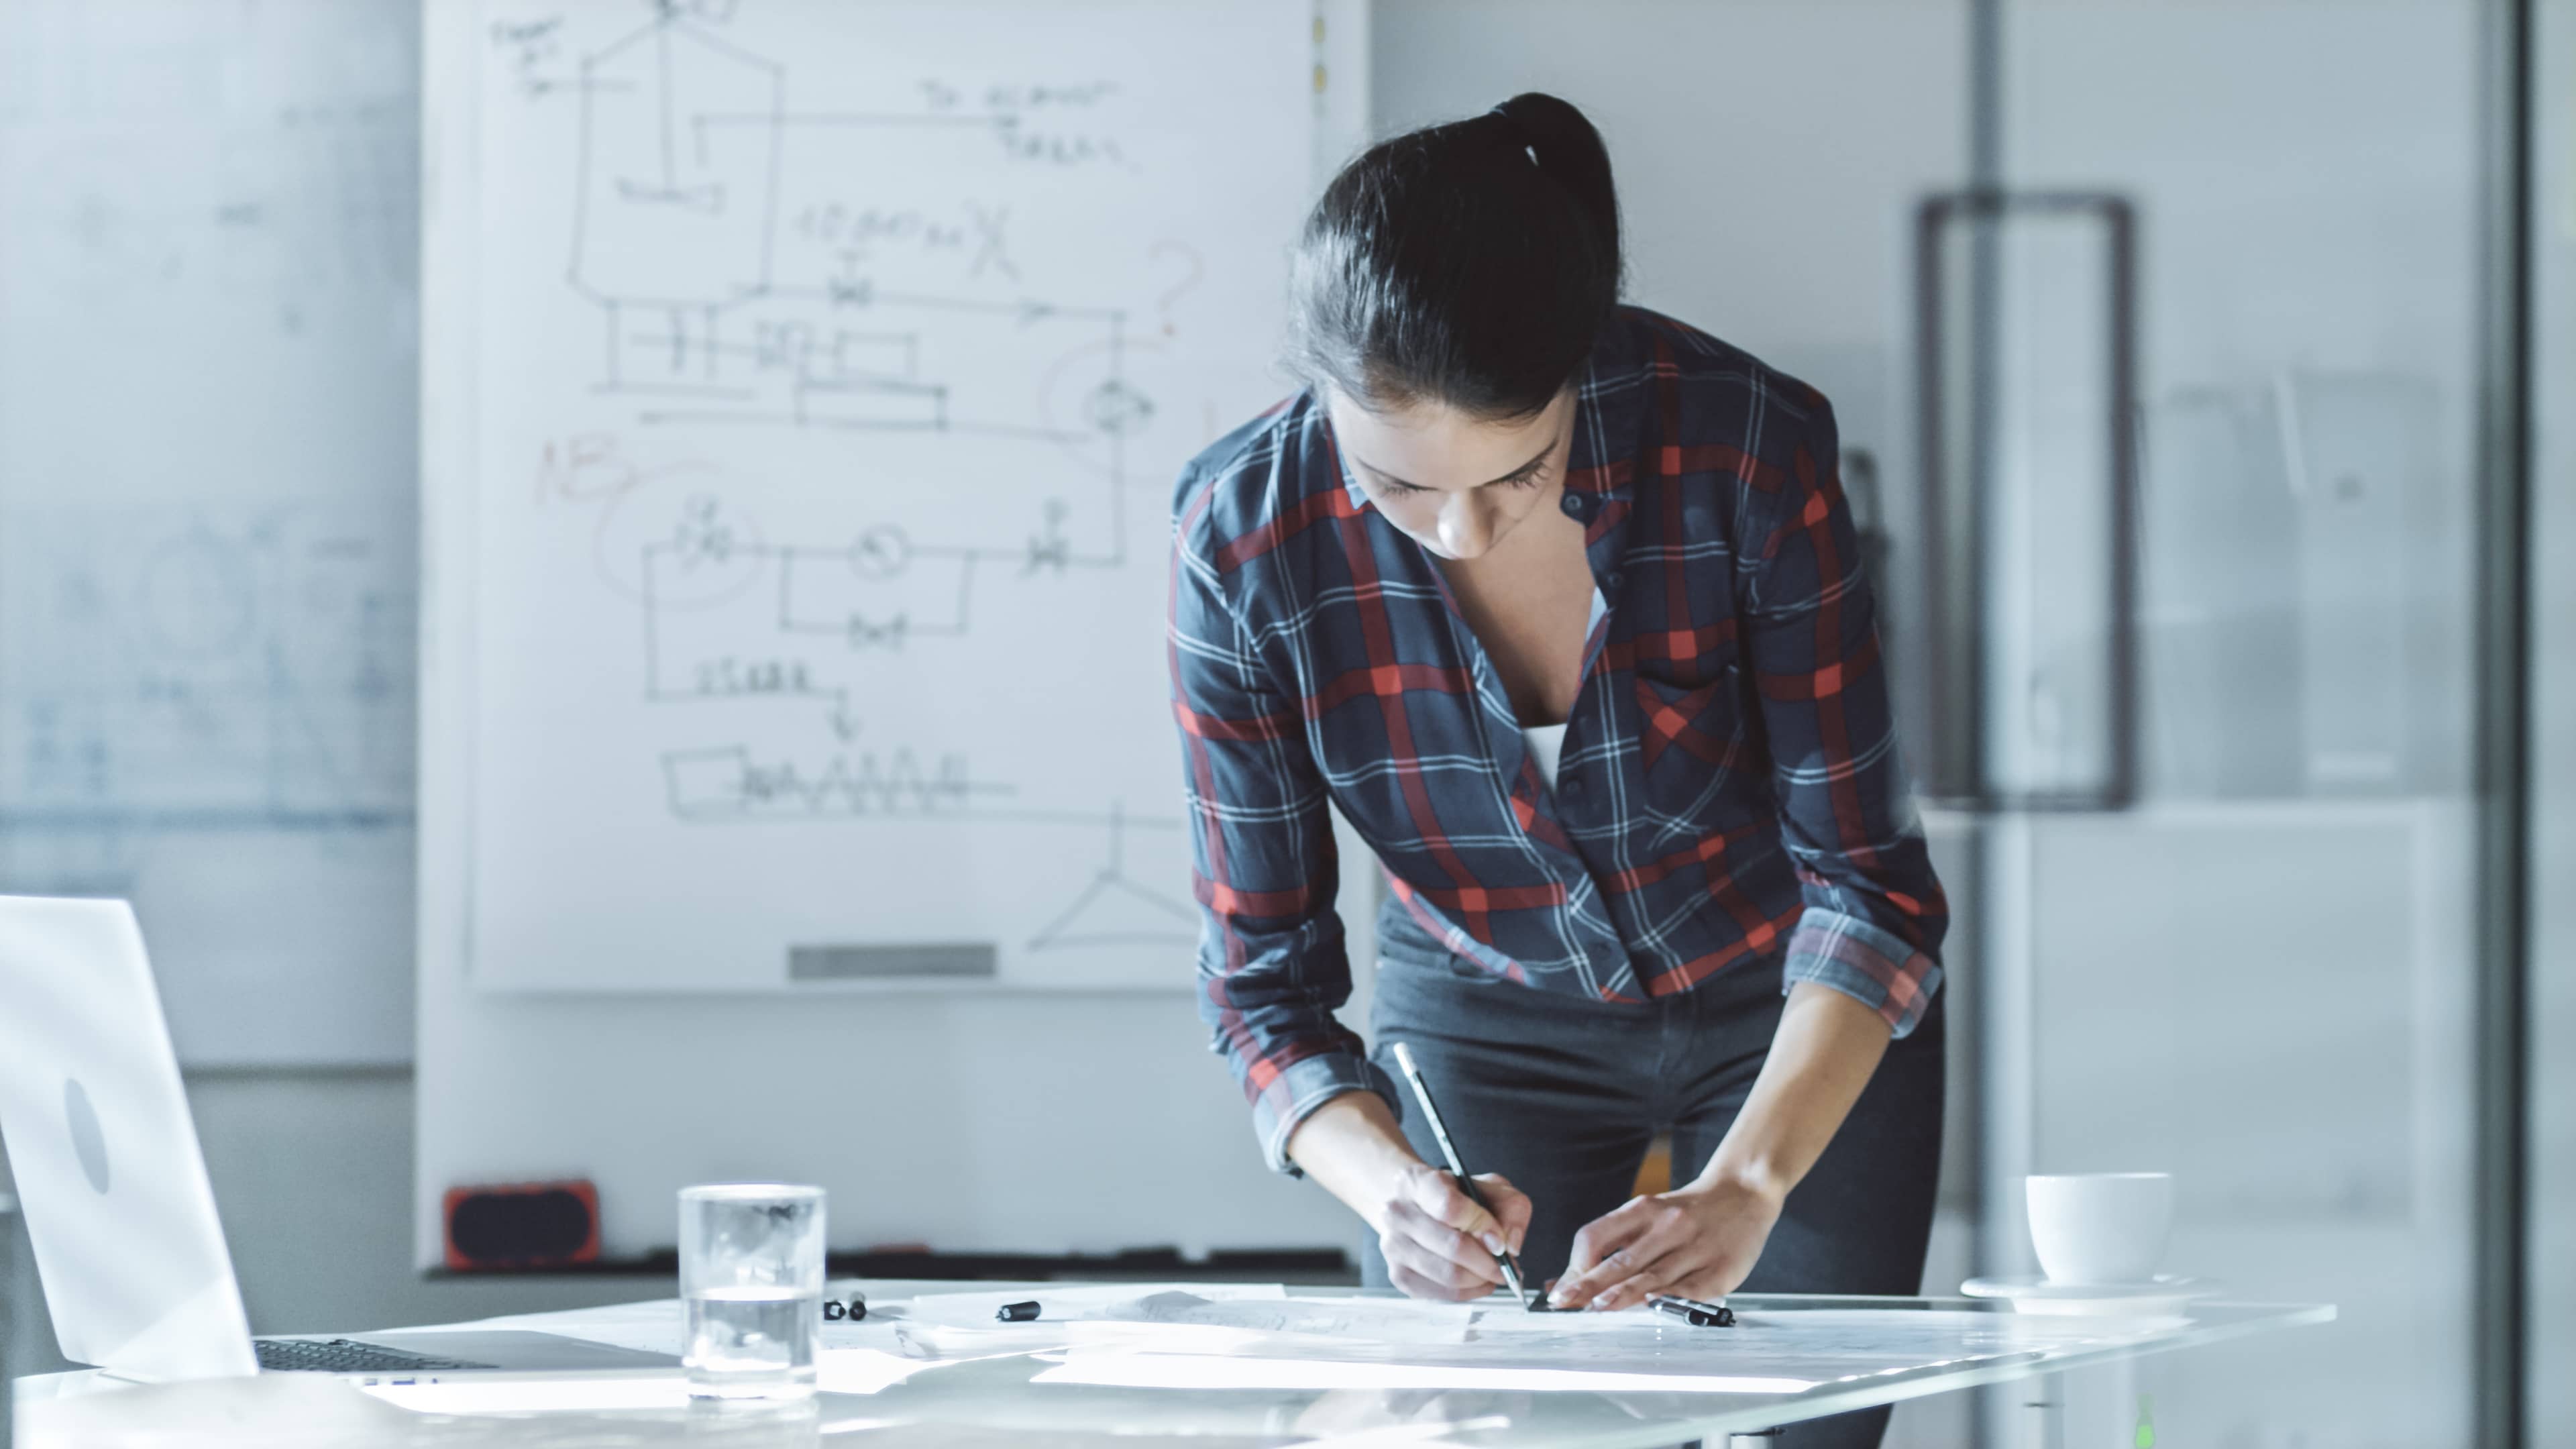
2025, 1172, 2174, 1285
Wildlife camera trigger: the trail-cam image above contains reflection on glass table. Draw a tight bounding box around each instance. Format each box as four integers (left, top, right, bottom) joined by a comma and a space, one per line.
11, 1283, 2332, 1448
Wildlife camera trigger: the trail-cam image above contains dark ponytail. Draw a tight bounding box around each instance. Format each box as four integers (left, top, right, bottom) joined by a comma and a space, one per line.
1287, 93, 1623, 421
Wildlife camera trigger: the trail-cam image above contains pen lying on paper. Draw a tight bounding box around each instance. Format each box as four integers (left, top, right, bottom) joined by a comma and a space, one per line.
1648, 1293, 1736, 1328
1389, 1040, 1532, 1308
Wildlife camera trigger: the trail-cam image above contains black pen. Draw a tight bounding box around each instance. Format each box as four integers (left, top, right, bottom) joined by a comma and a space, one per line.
1647, 1293, 1735, 1328
1389, 1041, 1532, 1308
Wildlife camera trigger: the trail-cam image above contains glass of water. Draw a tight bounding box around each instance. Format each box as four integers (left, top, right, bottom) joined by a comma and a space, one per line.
679, 1183, 824, 1399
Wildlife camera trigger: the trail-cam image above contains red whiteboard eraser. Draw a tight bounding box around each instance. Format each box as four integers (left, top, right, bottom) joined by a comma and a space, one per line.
443, 1179, 602, 1271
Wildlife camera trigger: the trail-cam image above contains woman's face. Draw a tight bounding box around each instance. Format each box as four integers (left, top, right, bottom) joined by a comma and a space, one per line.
1325, 386, 1576, 561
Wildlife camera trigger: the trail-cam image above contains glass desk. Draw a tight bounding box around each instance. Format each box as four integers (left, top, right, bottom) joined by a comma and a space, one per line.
13, 1282, 2333, 1447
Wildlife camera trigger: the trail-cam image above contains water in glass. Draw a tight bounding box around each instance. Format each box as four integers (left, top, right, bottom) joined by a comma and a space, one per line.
679, 1183, 823, 1399
684, 1285, 819, 1394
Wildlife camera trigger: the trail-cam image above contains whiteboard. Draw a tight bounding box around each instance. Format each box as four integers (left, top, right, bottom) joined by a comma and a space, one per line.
0, 0, 419, 1065
419, 0, 1378, 1263
450, 0, 1318, 992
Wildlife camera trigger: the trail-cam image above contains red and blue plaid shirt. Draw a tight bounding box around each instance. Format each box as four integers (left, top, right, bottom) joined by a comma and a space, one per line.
1169, 307, 1947, 1170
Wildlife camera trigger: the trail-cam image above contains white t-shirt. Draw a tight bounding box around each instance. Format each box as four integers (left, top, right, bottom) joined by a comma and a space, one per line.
1521, 722, 1568, 798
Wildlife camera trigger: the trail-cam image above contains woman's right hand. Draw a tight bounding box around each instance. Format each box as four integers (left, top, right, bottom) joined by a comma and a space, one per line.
1284, 1091, 1535, 1301
1371, 1161, 1533, 1301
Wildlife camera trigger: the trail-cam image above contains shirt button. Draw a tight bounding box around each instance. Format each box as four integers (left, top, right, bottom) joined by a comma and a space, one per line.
1560, 492, 1588, 519
1604, 570, 1627, 592
1558, 775, 1585, 800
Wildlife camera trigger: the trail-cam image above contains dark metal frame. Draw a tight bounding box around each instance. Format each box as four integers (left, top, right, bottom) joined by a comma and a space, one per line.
2473, 1, 2536, 1445
1911, 190, 2140, 814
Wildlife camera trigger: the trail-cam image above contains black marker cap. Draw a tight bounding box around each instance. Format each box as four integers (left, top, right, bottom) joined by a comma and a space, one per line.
996, 1300, 1041, 1323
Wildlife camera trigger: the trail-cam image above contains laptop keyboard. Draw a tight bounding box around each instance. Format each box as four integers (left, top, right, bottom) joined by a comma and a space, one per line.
256, 1338, 498, 1373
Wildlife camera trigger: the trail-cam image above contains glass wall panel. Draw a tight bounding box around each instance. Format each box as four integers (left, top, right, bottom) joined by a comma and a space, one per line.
0, 0, 420, 1069
1974, 2, 2485, 1443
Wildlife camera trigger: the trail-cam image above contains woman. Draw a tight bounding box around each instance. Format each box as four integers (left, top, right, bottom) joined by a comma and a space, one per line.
1168, 93, 1945, 1447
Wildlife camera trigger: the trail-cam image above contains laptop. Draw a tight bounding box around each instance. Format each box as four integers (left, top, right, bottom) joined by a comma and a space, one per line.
0, 895, 680, 1383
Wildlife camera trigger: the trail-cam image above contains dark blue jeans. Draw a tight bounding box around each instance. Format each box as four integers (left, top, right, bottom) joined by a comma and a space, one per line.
1360, 904, 1946, 1449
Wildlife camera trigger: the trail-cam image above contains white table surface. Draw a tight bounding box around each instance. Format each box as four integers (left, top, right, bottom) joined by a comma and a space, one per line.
11, 1281, 2332, 1448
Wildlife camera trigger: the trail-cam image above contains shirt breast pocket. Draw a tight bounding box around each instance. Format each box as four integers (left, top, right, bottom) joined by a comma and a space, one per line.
1631, 654, 1750, 781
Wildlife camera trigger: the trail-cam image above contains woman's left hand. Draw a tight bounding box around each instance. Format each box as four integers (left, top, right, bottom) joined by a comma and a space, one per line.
1544, 1174, 1784, 1311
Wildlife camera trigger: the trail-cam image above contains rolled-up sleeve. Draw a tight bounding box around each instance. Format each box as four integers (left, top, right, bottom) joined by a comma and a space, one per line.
1169, 515, 1397, 1171
1741, 396, 1949, 1035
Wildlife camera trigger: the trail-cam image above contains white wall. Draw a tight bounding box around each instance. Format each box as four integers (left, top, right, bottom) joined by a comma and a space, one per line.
1373, 0, 1971, 468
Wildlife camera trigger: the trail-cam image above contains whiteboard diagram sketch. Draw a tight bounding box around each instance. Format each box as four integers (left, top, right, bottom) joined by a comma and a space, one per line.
0, 506, 413, 833
458, 1, 1315, 990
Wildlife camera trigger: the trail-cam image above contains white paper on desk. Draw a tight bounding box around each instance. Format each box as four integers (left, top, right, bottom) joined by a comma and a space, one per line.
1465, 1303, 1670, 1336
894, 1316, 1294, 1361
1122, 1291, 1475, 1345
899, 1290, 1471, 1351
818, 1346, 949, 1394
897, 1284, 1458, 1353
384, 1299, 943, 1389
1723, 1309, 2167, 1366
363, 1352, 936, 1411
820, 1318, 911, 1352
1032, 1352, 1815, 1396
1032, 1307, 2171, 1396
891, 1289, 1473, 1361
1460, 1307, 2159, 1366
900, 1281, 1286, 1327
364, 1351, 944, 1408
365, 1375, 693, 1414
